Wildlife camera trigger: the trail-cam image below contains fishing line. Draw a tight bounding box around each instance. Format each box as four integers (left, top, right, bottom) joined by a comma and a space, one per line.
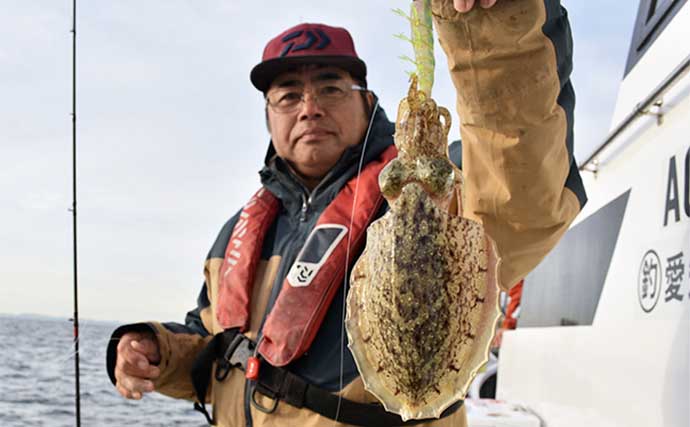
37, 345, 80, 382
333, 97, 380, 425
56, 335, 82, 366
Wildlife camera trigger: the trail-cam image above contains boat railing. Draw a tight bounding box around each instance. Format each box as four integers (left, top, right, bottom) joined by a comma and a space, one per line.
580, 53, 690, 173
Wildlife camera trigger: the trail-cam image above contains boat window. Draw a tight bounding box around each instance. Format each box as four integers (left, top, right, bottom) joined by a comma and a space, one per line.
519, 191, 630, 329
625, 0, 687, 75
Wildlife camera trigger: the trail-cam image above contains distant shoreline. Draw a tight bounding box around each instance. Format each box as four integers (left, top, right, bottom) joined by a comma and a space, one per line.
0, 312, 118, 325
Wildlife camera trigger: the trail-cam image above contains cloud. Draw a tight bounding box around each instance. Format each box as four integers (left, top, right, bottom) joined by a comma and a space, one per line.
1, 1, 640, 322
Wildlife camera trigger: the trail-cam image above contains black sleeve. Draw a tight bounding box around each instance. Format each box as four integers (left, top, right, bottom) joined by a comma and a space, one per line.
449, 139, 463, 170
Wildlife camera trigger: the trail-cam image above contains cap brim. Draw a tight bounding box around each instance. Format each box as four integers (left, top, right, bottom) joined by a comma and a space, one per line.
250, 55, 367, 92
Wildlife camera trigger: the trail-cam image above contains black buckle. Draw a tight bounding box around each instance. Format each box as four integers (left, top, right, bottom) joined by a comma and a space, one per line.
214, 333, 255, 382
251, 384, 279, 414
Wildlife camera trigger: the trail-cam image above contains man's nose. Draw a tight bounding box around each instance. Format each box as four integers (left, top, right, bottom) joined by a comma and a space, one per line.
298, 92, 324, 120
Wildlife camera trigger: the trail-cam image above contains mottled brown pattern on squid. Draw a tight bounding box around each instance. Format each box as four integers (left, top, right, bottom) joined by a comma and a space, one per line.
346, 76, 500, 421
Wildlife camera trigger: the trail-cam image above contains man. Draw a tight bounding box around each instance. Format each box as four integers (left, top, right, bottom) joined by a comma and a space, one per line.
106, 1, 587, 426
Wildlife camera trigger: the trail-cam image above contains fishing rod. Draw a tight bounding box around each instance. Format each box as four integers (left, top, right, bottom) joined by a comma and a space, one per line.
70, 0, 82, 425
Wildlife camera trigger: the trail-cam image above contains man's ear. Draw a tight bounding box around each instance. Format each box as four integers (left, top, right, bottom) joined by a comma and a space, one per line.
362, 91, 375, 121
366, 91, 375, 110
265, 106, 272, 133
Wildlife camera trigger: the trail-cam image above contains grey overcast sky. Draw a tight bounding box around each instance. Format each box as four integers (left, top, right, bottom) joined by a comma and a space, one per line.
0, 1, 637, 323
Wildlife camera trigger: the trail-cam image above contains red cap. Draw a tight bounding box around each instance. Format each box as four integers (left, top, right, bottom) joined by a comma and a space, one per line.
250, 23, 367, 92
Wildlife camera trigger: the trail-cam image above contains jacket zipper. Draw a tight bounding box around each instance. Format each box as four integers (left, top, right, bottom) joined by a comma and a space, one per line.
299, 166, 339, 222
301, 192, 320, 222
300, 193, 309, 222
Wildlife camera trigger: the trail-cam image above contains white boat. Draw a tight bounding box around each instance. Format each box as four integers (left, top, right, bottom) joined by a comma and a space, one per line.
467, 1, 690, 426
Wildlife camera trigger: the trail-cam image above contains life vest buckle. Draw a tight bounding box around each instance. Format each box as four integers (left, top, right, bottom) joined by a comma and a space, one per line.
251, 384, 279, 414
214, 333, 252, 382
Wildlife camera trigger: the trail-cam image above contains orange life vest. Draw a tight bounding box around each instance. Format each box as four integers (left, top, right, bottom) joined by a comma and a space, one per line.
216, 145, 397, 366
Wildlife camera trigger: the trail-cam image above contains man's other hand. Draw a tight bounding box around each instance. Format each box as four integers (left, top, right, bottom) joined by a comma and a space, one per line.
453, 0, 498, 13
114, 331, 161, 400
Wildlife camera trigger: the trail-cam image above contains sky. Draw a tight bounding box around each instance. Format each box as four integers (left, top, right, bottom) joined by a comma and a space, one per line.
0, 1, 638, 323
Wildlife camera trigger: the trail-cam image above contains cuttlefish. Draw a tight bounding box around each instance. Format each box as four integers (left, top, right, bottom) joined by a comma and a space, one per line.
346, 76, 501, 421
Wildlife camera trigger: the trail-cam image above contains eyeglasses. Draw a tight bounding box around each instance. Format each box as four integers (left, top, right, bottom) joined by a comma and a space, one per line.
266, 81, 368, 114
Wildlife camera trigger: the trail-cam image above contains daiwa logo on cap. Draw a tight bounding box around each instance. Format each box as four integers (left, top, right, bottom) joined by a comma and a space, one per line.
250, 22, 367, 91
287, 224, 348, 288
280, 29, 331, 57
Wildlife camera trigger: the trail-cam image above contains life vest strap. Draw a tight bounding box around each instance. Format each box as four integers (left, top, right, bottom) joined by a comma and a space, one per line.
191, 328, 243, 425
191, 330, 463, 426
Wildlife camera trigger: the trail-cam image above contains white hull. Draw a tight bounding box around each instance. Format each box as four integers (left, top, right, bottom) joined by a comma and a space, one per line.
494, 3, 690, 426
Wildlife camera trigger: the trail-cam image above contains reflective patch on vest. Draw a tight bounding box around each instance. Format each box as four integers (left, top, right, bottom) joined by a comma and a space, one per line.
287, 224, 348, 288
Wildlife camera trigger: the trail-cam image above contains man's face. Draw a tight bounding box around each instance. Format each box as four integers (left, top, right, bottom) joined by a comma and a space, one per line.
266, 66, 371, 184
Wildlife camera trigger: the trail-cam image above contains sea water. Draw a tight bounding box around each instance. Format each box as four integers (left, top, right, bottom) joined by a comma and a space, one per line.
0, 315, 205, 426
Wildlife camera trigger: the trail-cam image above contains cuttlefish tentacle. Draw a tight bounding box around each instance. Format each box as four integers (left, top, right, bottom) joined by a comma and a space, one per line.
380, 75, 456, 208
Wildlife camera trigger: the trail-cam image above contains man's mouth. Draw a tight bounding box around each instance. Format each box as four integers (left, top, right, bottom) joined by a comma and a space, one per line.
297, 128, 334, 141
